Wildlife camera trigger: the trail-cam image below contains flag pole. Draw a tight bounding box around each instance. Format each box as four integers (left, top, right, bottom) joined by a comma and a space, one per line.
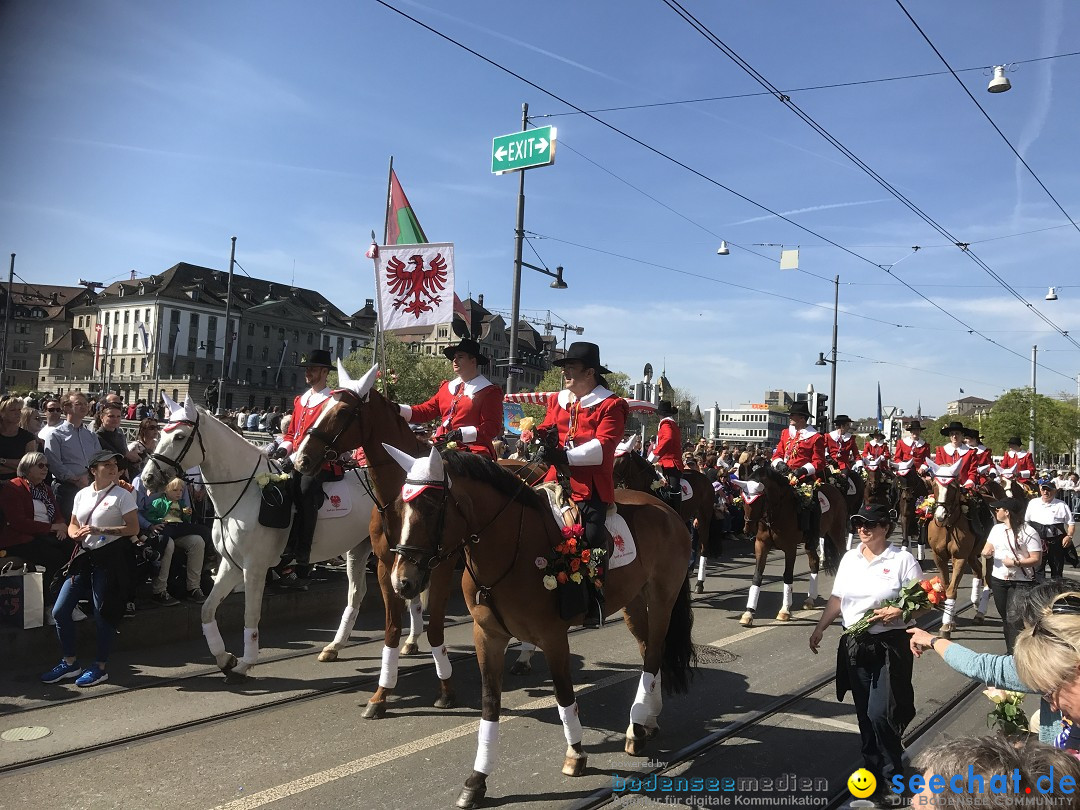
152, 299, 163, 408
376, 155, 394, 395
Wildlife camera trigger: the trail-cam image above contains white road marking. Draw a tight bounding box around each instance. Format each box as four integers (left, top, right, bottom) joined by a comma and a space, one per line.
706, 609, 817, 647
784, 712, 861, 733
211, 671, 639, 810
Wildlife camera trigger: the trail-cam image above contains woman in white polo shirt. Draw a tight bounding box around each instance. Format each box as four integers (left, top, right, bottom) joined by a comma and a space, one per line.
1026, 481, 1076, 582
809, 502, 922, 794
982, 496, 1042, 653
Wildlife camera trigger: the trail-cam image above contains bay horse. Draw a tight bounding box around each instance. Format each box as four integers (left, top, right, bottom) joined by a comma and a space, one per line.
294, 362, 461, 716
141, 394, 375, 679
895, 461, 930, 554
613, 450, 714, 592
925, 475, 990, 637
385, 446, 696, 809
736, 466, 846, 626
862, 464, 895, 510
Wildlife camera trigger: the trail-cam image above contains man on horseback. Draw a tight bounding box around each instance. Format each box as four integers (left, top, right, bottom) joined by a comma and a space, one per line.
860, 429, 889, 467
535, 341, 629, 628
398, 338, 503, 459
1001, 436, 1036, 493
647, 400, 683, 513
964, 428, 995, 489
931, 422, 977, 489
825, 414, 860, 497
892, 419, 930, 471
771, 400, 825, 546
271, 349, 337, 566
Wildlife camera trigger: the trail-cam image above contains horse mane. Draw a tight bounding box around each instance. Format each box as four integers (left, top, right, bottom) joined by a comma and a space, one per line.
443, 450, 548, 511
749, 464, 790, 489
366, 388, 428, 456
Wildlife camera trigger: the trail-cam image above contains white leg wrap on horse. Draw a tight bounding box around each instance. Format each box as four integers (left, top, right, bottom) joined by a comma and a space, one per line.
431, 644, 453, 680
644, 673, 663, 720
970, 579, 981, 605
241, 627, 259, 666
917, 543, 925, 561
473, 719, 499, 775
978, 587, 991, 614
818, 538, 825, 559
696, 556, 706, 581
335, 607, 360, 643
808, 573, 819, 601
781, 583, 793, 611
379, 645, 400, 689
407, 597, 423, 640
942, 597, 956, 626
202, 622, 226, 657
746, 584, 761, 612
558, 702, 583, 746
629, 672, 657, 725
518, 641, 536, 653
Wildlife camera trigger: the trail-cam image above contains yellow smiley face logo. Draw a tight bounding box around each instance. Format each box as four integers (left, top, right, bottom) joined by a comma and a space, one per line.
847, 768, 877, 798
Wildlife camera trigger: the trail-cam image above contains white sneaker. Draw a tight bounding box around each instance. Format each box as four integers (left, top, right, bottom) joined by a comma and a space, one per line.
71, 606, 88, 622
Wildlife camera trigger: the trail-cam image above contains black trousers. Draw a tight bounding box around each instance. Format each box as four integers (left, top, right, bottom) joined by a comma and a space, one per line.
287, 471, 326, 563
1044, 534, 1068, 580
578, 495, 608, 554
988, 577, 1034, 653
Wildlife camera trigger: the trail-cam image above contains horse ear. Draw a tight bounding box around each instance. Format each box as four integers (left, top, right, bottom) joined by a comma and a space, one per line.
426, 445, 444, 480
356, 364, 379, 398
162, 390, 180, 416
182, 394, 198, 421
336, 359, 355, 388
382, 443, 418, 473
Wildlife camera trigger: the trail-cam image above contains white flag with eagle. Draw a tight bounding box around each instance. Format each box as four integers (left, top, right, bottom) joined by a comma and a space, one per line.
374, 242, 455, 331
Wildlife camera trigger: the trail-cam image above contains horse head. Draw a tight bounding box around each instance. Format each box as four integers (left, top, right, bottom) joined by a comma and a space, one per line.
295, 361, 381, 475
382, 444, 449, 599
612, 448, 654, 491
142, 393, 206, 491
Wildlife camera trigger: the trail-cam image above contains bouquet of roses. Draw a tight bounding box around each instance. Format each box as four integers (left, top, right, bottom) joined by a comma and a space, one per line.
843, 576, 946, 637
914, 495, 936, 523
256, 471, 291, 489
984, 688, 1029, 735
536, 524, 606, 593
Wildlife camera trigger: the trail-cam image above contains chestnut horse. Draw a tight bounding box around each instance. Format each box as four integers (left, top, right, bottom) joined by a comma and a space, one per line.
385, 446, 696, 809
613, 450, 714, 592
895, 463, 930, 552
736, 466, 847, 626
926, 477, 990, 637
862, 464, 895, 510
294, 363, 460, 717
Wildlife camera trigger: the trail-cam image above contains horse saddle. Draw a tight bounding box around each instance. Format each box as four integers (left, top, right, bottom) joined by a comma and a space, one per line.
317, 478, 353, 520
535, 482, 638, 571
817, 489, 831, 514
680, 478, 693, 500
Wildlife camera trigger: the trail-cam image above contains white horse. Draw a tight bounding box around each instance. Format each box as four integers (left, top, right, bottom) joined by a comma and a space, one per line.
142, 394, 383, 678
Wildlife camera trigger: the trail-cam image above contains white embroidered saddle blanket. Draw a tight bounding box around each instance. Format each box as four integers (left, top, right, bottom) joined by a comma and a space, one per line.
318, 478, 353, 519
817, 490, 831, 514
536, 482, 637, 571
680, 478, 693, 500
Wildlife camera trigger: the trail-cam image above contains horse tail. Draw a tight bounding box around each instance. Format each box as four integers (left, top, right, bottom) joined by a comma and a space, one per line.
822, 527, 842, 576
660, 579, 697, 695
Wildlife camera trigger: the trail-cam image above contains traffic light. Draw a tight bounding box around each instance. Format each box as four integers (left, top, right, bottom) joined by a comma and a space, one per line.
887, 418, 902, 445
811, 392, 829, 432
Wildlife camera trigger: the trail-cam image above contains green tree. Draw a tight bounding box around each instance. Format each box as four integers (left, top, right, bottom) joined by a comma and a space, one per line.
981, 388, 1079, 460
332, 335, 449, 406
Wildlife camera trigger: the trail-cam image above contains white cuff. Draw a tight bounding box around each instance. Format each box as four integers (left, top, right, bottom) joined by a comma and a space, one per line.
459, 426, 478, 443
801, 463, 816, 475
399, 404, 413, 421
567, 438, 603, 466
1021, 471, 1031, 479
646, 452, 657, 463
772, 459, 784, 469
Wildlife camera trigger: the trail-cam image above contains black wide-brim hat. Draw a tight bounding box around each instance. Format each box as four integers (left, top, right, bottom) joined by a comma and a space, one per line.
940, 420, 967, 436
657, 400, 678, 416
788, 401, 811, 419
442, 338, 489, 366
906, 420, 925, 431
299, 349, 333, 369
869, 429, 886, 439
834, 414, 852, 425
553, 341, 611, 375
962, 427, 980, 440
1007, 436, 1023, 446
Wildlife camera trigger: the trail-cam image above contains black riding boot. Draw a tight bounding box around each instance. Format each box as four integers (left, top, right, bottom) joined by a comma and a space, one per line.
283, 471, 325, 565
579, 497, 609, 628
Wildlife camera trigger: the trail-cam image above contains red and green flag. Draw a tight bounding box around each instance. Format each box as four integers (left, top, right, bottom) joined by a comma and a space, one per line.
386, 169, 428, 245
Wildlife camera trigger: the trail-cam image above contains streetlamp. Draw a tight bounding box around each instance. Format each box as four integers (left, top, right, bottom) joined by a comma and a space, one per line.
217, 237, 237, 415
813, 275, 840, 428
507, 261, 567, 393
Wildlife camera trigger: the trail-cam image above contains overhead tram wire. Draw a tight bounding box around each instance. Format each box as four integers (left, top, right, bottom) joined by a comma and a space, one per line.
660, 0, 1080, 355
373, 0, 1077, 382
533, 50, 1080, 118
895, 0, 1080, 242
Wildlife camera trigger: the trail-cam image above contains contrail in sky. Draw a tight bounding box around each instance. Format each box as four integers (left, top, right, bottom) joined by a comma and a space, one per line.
725, 198, 890, 227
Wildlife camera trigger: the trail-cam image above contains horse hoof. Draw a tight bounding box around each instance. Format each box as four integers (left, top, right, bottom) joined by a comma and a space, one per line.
624, 723, 647, 756
776, 611, 791, 623
317, 649, 338, 662
562, 753, 588, 776
361, 701, 387, 720
802, 599, 818, 610
456, 783, 487, 809
401, 641, 419, 656
694, 581, 705, 594
509, 661, 532, 676
940, 625, 953, 639
434, 691, 456, 710
739, 612, 754, 627
644, 723, 660, 739
972, 613, 985, 625
220, 653, 238, 673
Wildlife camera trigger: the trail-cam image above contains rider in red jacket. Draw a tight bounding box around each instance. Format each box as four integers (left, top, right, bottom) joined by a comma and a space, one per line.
648, 400, 683, 512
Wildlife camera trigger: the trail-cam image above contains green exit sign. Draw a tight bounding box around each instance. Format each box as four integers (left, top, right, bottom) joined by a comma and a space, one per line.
491, 126, 557, 174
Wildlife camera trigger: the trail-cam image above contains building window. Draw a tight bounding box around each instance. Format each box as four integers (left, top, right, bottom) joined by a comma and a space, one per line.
121, 335, 128, 349
260, 369, 268, 385
145, 308, 151, 322
124, 310, 129, 323
291, 351, 298, 364
278, 328, 285, 341
134, 310, 140, 323
336, 337, 344, 358
293, 330, 299, 341
261, 347, 269, 360
188, 313, 199, 352
307, 332, 314, 345
263, 325, 270, 338
133, 334, 139, 350
141, 358, 148, 372
350, 340, 358, 352
322, 334, 330, 349
248, 323, 255, 337
120, 359, 126, 373
246, 345, 254, 359
245, 368, 252, 384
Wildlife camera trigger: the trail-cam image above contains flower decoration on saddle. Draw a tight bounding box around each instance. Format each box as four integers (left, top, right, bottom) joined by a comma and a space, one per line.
256, 471, 291, 489
984, 688, 1029, 736
914, 495, 937, 523
535, 524, 607, 593
842, 576, 945, 637
788, 475, 821, 508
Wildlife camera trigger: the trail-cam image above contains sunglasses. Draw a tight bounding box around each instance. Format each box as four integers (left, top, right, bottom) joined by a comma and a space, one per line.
45, 407, 62, 413
851, 519, 889, 530
1032, 594, 1080, 642
33, 462, 47, 469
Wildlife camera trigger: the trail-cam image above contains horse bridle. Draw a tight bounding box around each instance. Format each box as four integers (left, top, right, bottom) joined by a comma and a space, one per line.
147, 411, 205, 482
303, 389, 360, 464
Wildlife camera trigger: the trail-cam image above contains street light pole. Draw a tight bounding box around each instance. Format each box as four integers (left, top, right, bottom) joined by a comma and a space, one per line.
217, 237, 236, 415
507, 102, 528, 395
1030, 344, 1037, 457
0, 254, 14, 395
829, 274, 838, 427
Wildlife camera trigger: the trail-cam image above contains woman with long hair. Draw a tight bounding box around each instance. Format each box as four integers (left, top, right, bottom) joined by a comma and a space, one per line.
128, 417, 161, 473
981, 496, 1042, 652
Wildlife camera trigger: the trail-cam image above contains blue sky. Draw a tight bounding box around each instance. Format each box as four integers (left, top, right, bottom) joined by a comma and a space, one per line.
4, 0, 1080, 419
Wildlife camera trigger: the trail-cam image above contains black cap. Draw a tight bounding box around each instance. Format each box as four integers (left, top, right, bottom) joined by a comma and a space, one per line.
442, 338, 489, 366
989, 497, 1026, 513
87, 449, 124, 469
553, 341, 611, 375
849, 502, 892, 526
299, 349, 333, 369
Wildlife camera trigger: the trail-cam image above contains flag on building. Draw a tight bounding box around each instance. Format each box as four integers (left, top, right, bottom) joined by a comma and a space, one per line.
375, 243, 455, 331
386, 169, 428, 246
94, 323, 102, 370
876, 382, 883, 431
275, 340, 288, 385
137, 321, 152, 356
170, 324, 181, 372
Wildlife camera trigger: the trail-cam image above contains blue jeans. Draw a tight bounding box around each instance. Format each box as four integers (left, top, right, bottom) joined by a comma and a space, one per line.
54, 568, 115, 662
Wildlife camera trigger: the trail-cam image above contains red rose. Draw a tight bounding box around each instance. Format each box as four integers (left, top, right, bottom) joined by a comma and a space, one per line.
570, 559, 581, 572
581, 549, 591, 563
557, 572, 568, 584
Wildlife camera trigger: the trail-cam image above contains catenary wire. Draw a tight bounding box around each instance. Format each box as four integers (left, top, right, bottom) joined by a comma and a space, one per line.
372, 0, 1078, 382
660, 0, 1080, 353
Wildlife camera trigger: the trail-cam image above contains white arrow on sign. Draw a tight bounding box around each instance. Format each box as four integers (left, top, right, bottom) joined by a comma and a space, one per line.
494, 146, 508, 162
535, 137, 548, 153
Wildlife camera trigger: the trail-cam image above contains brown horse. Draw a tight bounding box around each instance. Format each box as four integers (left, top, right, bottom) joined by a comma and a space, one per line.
895, 466, 930, 549
737, 466, 847, 626
294, 363, 462, 718
926, 477, 991, 637
613, 450, 714, 592
862, 464, 895, 509
384, 446, 696, 809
